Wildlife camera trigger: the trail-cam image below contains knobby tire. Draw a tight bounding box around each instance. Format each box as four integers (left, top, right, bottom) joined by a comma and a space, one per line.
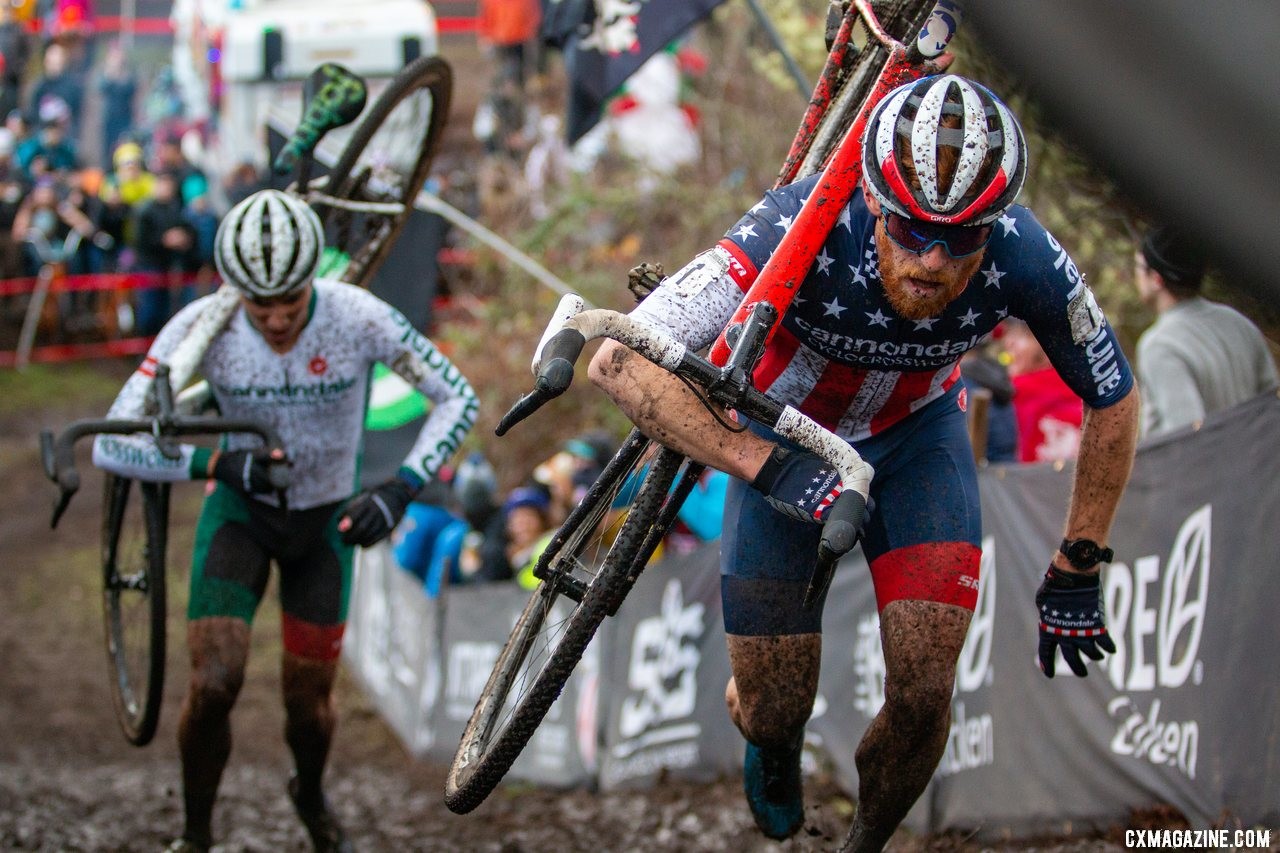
444, 436, 687, 813
788, 0, 942, 183
323, 55, 453, 287
101, 473, 169, 746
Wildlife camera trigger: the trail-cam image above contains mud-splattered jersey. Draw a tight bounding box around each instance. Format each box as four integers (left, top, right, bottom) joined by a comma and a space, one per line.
93, 278, 478, 510
631, 174, 1133, 442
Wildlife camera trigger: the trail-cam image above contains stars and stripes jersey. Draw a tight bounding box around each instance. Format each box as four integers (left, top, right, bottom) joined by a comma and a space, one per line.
92, 278, 479, 510
630, 174, 1133, 442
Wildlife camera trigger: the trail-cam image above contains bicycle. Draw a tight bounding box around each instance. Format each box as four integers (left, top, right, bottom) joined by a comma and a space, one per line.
38, 55, 454, 746
444, 0, 960, 813
13, 218, 119, 369
40, 363, 289, 746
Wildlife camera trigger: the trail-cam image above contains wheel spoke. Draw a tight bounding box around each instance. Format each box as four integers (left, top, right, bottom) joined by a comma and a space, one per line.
446, 439, 683, 813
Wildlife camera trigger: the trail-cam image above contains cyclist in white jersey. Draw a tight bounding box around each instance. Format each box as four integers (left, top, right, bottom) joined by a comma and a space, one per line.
93, 190, 478, 853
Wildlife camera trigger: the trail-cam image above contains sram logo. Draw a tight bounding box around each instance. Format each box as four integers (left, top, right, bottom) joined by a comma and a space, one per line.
955, 536, 996, 693
1104, 504, 1211, 691
618, 580, 705, 739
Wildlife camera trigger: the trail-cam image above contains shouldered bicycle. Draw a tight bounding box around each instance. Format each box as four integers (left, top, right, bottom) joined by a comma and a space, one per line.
444, 0, 961, 813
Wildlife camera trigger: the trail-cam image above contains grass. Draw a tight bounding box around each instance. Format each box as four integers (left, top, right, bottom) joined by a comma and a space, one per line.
0, 362, 131, 419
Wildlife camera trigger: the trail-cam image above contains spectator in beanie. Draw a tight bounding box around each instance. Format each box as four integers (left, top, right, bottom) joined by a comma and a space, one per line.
1134, 225, 1278, 437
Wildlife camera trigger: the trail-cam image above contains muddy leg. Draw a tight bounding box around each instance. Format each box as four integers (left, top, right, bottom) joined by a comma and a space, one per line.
724, 633, 821, 746
177, 617, 251, 847
840, 599, 971, 852
282, 652, 340, 808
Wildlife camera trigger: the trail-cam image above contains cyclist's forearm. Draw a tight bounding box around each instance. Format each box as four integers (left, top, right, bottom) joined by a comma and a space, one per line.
588, 339, 772, 481
1058, 386, 1139, 569
399, 384, 479, 485
92, 432, 204, 482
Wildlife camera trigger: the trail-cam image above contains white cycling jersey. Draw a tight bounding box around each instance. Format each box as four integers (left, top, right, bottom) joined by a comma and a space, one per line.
92, 277, 478, 510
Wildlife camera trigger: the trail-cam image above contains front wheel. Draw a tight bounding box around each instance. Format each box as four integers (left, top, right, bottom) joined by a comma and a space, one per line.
445, 434, 693, 813
320, 55, 453, 287
100, 473, 169, 746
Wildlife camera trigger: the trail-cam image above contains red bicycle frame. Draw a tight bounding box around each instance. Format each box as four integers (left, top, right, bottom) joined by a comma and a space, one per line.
708, 0, 958, 367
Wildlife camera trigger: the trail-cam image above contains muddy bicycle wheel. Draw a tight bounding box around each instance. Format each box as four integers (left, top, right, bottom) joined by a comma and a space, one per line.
321, 55, 453, 287
784, 0, 942, 183
100, 473, 169, 746
445, 433, 702, 814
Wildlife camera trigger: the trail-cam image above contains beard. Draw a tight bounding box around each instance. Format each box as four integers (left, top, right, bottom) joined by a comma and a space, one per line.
874, 226, 983, 320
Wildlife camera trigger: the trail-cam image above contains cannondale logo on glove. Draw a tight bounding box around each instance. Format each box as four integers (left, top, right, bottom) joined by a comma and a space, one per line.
799, 469, 842, 520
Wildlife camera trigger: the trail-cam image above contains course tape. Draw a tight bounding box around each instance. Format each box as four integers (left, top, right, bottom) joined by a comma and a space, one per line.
0, 335, 153, 368
0, 271, 204, 298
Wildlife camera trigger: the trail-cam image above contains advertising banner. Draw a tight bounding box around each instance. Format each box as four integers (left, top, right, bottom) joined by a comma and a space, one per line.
432, 584, 599, 789
598, 546, 739, 790
343, 545, 443, 757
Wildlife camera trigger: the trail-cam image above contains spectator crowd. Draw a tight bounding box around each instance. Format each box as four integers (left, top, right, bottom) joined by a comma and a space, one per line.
1, 15, 264, 339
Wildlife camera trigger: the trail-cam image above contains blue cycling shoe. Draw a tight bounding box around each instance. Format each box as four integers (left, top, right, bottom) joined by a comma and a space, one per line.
743, 738, 805, 840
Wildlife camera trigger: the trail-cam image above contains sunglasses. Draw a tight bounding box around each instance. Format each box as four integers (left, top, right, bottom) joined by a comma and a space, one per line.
883, 212, 993, 258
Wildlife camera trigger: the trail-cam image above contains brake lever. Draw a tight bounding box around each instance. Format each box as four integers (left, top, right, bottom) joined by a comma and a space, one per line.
496, 388, 553, 436
268, 453, 291, 512
498, 326, 588, 436
803, 489, 869, 609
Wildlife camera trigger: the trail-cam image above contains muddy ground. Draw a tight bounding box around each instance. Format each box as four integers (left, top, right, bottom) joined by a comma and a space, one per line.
0, 368, 1157, 853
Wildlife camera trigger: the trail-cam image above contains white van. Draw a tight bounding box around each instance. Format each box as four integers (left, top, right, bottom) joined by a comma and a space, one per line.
171, 0, 439, 182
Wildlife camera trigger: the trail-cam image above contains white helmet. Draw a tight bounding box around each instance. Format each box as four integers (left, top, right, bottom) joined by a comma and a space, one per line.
214, 189, 324, 298
862, 75, 1027, 226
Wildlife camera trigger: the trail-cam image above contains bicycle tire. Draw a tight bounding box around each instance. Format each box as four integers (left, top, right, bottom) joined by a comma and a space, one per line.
100, 473, 169, 746
321, 55, 453, 287
445, 434, 688, 813
789, 0, 941, 183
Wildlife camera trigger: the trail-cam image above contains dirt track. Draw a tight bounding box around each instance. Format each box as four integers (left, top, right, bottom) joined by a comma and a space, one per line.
0, 32, 1151, 851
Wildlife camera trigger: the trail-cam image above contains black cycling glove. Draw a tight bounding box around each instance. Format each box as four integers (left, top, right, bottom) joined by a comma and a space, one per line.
1035, 566, 1116, 678
750, 446, 844, 523
340, 475, 419, 547
212, 448, 284, 495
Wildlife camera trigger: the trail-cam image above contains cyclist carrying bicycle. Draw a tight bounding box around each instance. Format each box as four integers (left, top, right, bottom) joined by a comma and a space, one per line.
92, 189, 479, 853
587, 75, 1139, 849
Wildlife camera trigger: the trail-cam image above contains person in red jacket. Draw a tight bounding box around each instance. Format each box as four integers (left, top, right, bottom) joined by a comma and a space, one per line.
477, 0, 541, 88
1003, 318, 1084, 463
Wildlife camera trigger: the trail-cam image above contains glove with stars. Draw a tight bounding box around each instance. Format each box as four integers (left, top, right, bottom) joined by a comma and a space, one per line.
1035, 566, 1116, 678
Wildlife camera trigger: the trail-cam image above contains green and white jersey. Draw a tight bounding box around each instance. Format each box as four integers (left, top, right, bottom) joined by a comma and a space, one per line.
93, 277, 478, 510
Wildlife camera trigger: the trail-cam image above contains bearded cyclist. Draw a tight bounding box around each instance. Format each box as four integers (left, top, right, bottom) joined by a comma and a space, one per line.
588, 75, 1139, 849
93, 189, 479, 853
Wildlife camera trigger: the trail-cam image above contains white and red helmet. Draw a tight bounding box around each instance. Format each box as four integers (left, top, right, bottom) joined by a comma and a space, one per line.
862, 75, 1027, 226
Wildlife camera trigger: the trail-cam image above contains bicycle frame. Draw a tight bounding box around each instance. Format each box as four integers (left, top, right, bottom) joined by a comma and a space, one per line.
706, 0, 962, 367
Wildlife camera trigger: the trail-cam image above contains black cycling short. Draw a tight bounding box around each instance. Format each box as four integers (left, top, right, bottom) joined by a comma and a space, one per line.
188, 484, 354, 660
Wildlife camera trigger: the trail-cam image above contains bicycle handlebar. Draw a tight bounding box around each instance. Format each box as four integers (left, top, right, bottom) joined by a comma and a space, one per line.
41, 365, 290, 528
499, 297, 875, 606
